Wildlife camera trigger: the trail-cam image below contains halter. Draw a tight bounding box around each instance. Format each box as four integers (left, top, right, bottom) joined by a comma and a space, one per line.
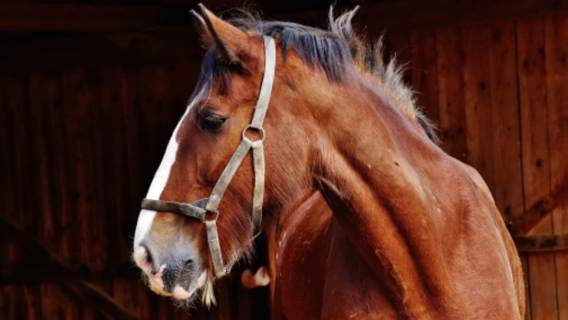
141, 36, 276, 278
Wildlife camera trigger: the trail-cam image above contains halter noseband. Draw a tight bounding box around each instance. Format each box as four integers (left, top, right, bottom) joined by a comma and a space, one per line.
141, 36, 276, 278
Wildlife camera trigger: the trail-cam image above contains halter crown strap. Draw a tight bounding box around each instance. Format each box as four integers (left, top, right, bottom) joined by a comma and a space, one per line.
251, 36, 276, 129
141, 36, 276, 279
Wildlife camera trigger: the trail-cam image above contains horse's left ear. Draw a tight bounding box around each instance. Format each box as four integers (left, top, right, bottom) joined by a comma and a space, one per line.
191, 4, 250, 65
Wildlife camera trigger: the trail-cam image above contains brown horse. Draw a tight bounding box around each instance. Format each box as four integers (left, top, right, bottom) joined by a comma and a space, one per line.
132, 5, 525, 319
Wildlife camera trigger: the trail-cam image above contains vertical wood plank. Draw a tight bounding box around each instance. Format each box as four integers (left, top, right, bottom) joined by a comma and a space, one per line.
23, 285, 41, 320
409, 30, 440, 124
6, 76, 27, 229
461, 21, 525, 222
43, 73, 73, 262
2, 76, 26, 309
62, 68, 86, 266
435, 27, 467, 161
18, 76, 40, 237
100, 66, 136, 271
112, 279, 137, 317
544, 15, 568, 320
0, 76, 22, 317
28, 75, 56, 250
462, 24, 494, 187
0, 286, 16, 320
84, 67, 108, 272
517, 17, 558, 320
487, 22, 524, 224
40, 283, 79, 320
117, 66, 140, 263
120, 66, 145, 236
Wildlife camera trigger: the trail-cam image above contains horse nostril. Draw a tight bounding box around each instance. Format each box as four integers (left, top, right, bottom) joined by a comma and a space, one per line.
162, 266, 177, 292
183, 259, 194, 271
139, 243, 157, 274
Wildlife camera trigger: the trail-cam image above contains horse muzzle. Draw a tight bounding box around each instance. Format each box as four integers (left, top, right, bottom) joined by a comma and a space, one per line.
133, 242, 207, 301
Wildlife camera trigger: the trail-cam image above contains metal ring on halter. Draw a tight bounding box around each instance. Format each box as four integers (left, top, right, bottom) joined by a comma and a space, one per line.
242, 125, 265, 144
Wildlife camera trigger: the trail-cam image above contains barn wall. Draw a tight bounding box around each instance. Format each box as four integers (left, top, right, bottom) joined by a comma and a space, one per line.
1, 3, 567, 320
0, 50, 268, 319
386, 14, 568, 320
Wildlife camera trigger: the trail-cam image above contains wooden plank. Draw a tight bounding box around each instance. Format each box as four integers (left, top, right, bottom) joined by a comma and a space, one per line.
515, 234, 568, 252
65, 280, 137, 320
1, 0, 567, 32
462, 24, 494, 187
19, 75, 43, 239
2, 76, 26, 272
452, 19, 526, 257
286, 0, 568, 33
120, 67, 145, 232
435, 27, 467, 161
0, 285, 18, 319
487, 22, 525, 223
409, 30, 440, 125
0, 218, 136, 319
62, 68, 93, 267
39, 74, 73, 263
0, 76, 15, 225
0, 76, 22, 311
517, 17, 558, 320
99, 67, 129, 268
544, 14, 568, 320
0, 30, 201, 77
509, 177, 568, 235
6, 77, 28, 230
0, 3, 190, 31
521, 252, 533, 320
23, 285, 41, 320
28, 75, 57, 250
83, 68, 107, 271
111, 279, 130, 312
139, 66, 173, 182
40, 283, 79, 320
1, 1, 567, 76
0, 77, 11, 320
133, 282, 153, 319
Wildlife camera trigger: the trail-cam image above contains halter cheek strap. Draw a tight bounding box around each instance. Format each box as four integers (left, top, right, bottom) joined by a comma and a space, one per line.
141, 36, 276, 278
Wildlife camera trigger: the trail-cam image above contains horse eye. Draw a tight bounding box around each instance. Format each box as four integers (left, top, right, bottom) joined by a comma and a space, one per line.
198, 110, 227, 132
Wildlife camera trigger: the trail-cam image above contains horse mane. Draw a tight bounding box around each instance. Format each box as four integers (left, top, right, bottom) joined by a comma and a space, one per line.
199, 7, 439, 143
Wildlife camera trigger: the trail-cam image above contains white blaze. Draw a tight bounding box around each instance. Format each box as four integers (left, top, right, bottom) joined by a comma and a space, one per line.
133, 94, 202, 247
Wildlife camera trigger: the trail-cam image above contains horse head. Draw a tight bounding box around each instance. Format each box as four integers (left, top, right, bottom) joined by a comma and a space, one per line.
132, 4, 329, 304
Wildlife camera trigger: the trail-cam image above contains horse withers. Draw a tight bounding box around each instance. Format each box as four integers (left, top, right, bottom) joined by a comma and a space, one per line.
132, 5, 525, 319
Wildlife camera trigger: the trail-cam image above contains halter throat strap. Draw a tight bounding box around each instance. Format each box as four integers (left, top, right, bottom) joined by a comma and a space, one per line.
141, 36, 276, 278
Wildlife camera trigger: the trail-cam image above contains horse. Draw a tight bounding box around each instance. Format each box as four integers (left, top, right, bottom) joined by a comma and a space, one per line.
132, 4, 525, 319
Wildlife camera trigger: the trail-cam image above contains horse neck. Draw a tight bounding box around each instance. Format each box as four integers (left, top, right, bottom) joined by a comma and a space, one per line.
310, 74, 466, 317
264, 191, 332, 317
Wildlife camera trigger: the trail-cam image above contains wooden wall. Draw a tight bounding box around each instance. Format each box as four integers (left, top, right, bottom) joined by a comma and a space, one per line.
0, 42, 268, 319
1, 1, 567, 319
386, 14, 568, 320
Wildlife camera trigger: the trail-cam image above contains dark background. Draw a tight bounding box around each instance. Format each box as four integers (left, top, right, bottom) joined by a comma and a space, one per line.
1, 0, 567, 319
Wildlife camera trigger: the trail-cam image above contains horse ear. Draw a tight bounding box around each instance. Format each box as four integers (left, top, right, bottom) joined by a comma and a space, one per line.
191, 4, 248, 65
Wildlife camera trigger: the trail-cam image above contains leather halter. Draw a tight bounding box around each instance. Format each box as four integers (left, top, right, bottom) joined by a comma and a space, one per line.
141, 36, 276, 278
